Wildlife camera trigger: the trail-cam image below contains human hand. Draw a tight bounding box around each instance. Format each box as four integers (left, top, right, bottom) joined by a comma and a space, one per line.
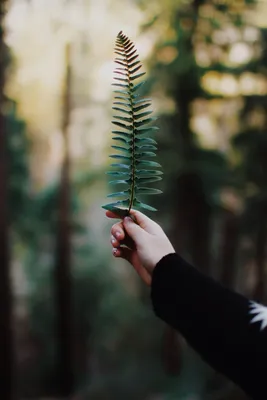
106, 209, 175, 286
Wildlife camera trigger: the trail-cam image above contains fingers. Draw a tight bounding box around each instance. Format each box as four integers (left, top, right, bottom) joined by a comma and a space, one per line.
110, 234, 120, 248
106, 210, 123, 219
108, 212, 149, 246
111, 221, 125, 241
110, 234, 135, 250
123, 216, 148, 245
128, 210, 161, 233
106, 209, 160, 234
112, 246, 131, 260
110, 221, 136, 250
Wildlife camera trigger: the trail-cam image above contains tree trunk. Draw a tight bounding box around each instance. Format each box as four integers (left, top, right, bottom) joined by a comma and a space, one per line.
0, 2, 15, 398
161, 325, 183, 375
161, 0, 206, 375
220, 210, 239, 289
171, 172, 211, 273
54, 43, 75, 396
253, 207, 267, 302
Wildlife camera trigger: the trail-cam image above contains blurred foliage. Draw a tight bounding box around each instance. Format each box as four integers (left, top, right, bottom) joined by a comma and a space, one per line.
140, 0, 259, 216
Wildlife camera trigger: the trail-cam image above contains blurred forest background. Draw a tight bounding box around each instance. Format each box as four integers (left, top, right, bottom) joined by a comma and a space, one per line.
1, 0, 267, 399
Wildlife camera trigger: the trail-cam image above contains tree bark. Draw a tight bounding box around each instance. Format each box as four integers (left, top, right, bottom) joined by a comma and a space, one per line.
0, 1, 15, 398
161, 0, 206, 375
253, 206, 267, 302
54, 43, 75, 396
220, 210, 239, 289
161, 325, 183, 375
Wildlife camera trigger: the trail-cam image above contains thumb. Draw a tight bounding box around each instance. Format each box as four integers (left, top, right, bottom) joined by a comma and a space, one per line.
123, 216, 146, 245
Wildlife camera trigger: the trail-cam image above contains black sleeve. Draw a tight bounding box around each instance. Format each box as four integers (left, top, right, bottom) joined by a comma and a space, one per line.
151, 253, 267, 400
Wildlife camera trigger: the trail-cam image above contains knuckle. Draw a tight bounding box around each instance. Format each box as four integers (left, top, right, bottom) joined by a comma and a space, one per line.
111, 224, 119, 234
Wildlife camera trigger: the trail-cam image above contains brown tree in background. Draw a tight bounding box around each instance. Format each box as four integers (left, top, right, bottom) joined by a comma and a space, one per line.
0, 0, 15, 399
54, 43, 75, 396
220, 209, 239, 289
161, 0, 209, 376
253, 207, 267, 302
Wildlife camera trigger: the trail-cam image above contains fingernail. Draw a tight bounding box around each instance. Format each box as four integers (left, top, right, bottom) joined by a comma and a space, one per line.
112, 248, 117, 255
114, 231, 121, 239
124, 217, 132, 223
111, 235, 116, 244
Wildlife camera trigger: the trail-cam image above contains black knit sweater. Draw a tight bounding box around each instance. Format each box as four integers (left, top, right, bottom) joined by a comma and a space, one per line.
151, 253, 267, 400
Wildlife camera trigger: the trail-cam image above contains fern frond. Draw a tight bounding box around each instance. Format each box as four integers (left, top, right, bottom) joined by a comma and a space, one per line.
102, 31, 163, 218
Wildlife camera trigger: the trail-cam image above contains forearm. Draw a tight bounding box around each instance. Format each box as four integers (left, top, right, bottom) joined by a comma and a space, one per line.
151, 253, 267, 399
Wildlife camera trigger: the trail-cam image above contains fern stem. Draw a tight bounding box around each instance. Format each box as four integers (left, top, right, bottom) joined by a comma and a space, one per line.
117, 32, 135, 213
128, 91, 135, 213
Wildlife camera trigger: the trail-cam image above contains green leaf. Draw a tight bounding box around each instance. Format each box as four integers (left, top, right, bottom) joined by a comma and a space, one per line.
114, 45, 124, 51
115, 60, 127, 67
106, 171, 131, 176
136, 170, 163, 176
101, 204, 130, 218
114, 66, 127, 72
127, 49, 137, 59
114, 77, 128, 83
125, 44, 135, 53
133, 98, 152, 105
136, 176, 162, 184
128, 54, 139, 64
114, 47, 124, 54
113, 101, 131, 108
114, 72, 127, 78
112, 129, 131, 135
109, 154, 131, 160
102, 200, 129, 209
115, 40, 124, 46
133, 200, 157, 212
135, 144, 157, 151
114, 50, 125, 57
114, 96, 130, 101
112, 136, 132, 146
109, 179, 130, 185
114, 67, 128, 72
133, 103, 151, 113
135, 129, 159, 136
136, 126, 159, 134
107, 190, 130, 198
113, 115, 133, 123
129, 60, 141, 70
130, 65, 142, 74
111, 145, 130, 152
135, 137, 157, 145
136, 160, 161, 168
110, 163, 131, 169
112, 121, 133, 130
112, 107, 130, 115
115, 57, 127, 64
130, 72, 146, 81
134, 151, 156, 158
112, 137, 131, 145
112, 140, 131, 148
132, 81, 145, 93
136, 187, 162, 195
134, 111, 153, 120
112, 83, 129, 89
135, 117, 157, 127
113, 90, 130, 96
